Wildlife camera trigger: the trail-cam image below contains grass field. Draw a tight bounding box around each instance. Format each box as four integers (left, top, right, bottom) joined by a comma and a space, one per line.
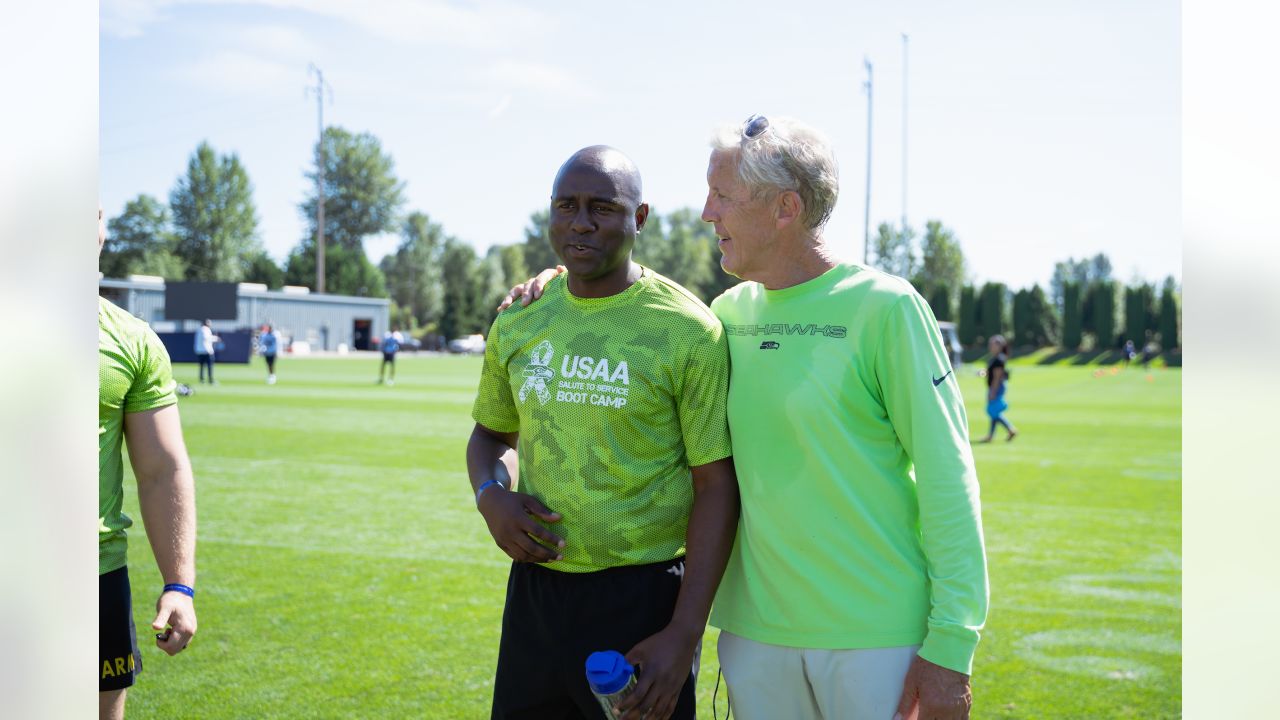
120, 353, 1181, 718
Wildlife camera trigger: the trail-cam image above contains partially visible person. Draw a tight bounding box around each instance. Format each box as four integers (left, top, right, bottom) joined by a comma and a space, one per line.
979, 334, 1017, 442
259, 324, 280, 385
192, 319, 219, 385
378, 327, 403, 386
1123, 339, 1136, 367
501, 115, 988, 720
469, 146, 739, 720
99, 206, 199, 720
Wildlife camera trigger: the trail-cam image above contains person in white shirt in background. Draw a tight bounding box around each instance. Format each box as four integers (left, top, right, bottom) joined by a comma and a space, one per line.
192, 319, 220, 385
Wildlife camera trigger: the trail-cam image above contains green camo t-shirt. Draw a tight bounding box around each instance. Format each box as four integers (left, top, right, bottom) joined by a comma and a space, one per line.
708, 263, 988, 675
99, 297, 177, 575
472, 269, 732, 573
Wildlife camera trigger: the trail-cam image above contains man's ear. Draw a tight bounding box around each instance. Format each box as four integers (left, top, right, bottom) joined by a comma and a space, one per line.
635, 203, 650, 233
775, 190, 804, 231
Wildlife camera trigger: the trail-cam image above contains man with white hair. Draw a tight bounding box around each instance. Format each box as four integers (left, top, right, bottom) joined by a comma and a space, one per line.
699, 114, 987, 720
503, 115, 988, 719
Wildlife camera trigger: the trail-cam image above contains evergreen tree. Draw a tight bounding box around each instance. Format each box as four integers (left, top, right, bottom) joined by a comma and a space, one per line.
1158, 278, 1180, 349
928, 284, 953, 322
958, 285, 978, 346
1062, 281, 1083, 349
170, 142, 261, 281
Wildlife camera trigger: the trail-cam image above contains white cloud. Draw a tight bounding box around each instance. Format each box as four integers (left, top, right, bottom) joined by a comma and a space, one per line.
101, 0, 182, 38
488, 94, 512, 119
102, 0, 554, 49
170, 50, 299, 96
237, 24, 319, 61
484, 60, 591, 99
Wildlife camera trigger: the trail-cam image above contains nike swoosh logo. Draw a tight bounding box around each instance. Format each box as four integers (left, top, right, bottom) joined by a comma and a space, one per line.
932, 370, 953, 387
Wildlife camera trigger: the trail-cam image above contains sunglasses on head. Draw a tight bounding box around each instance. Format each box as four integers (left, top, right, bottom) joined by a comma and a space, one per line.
742, 114, 769, 139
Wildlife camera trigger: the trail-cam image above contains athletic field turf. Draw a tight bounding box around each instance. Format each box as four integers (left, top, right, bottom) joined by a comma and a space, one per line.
120, 353, 1181, 718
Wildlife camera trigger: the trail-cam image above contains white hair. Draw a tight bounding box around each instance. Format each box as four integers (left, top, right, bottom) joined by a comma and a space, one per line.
710, 115, 839, 230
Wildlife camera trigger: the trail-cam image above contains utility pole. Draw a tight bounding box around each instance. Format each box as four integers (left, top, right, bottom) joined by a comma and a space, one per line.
863, 57, 873, 265
306, 64, 333, 294
902, 33, 909, 233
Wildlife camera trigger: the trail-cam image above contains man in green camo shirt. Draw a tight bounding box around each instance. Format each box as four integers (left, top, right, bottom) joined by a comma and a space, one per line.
467, 147, 739, 720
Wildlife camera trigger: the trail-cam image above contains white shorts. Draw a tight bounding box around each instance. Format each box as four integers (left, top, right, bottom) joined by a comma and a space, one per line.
718, 631, 920, 720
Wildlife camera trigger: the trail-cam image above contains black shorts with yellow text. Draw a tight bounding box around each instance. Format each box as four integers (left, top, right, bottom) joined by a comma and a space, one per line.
99, 566, 142, 691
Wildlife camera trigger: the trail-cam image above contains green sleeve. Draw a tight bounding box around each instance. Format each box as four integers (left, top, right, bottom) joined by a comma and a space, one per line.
877, 291, 989, 674
471, 317, 520, 433
675, 322, 733, 467
124, 326, 177, 414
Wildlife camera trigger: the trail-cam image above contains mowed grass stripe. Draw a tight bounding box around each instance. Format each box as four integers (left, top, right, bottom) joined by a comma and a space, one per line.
119, 354, 1179, 718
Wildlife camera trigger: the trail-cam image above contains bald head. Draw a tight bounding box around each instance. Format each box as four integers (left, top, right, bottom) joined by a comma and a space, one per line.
553, 145, 643, 206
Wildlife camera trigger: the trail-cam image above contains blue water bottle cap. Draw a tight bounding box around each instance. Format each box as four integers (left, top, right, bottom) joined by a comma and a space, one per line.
585, 650, 633, 695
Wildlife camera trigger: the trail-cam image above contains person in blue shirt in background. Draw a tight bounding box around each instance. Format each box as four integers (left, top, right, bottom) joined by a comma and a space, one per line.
259, 324, 281, 385
378, 327, 403, 386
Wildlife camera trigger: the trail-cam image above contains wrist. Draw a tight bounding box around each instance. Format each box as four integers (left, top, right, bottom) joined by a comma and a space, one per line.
475, 478, 507, 506
162, 583, 195, 598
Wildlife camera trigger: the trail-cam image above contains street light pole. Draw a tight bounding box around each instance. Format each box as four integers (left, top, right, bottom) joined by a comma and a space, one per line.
902, 32, 909, 234
863, 57, 874, 265
307, 63, 332, 294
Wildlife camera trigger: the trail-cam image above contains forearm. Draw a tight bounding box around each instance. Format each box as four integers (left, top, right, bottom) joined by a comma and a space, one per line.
668, 459, 739, 639
136, 463, 197, 586
466, 425, 517, 495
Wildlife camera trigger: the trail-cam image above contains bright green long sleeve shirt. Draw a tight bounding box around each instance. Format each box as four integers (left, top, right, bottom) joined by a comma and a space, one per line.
708, 263, 988, 674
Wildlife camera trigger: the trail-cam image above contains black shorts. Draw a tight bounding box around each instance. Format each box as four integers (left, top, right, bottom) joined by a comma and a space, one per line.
99, 566, 142, 692
382, 352, 396, 363
491, 559, 696, 720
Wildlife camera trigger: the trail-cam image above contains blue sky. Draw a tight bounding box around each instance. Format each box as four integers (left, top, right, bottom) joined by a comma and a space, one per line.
100, 0, 1180, 290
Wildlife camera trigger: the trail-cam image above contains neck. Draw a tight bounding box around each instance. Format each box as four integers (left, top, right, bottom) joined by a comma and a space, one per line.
566, 260, 642, 298
754, 232, 838, 290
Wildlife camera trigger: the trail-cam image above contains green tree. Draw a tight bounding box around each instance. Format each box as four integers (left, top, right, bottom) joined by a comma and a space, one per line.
1158, 277, 1180, 349
284, 239, 386, 297
496, 244, 527, 290
1051, 252, 1113, 312
870, 222, 916, 280
1123, 283, 1156, 344
241, 250, 284, 289
928, 284, 953, 322
642, 208, 714, 300
440, 239, 481, 341
958, 285, 978, 346
472, 248, 510, 331
977, 282, 1007, 342
380, 211, 447, 330
1088, 281, 1118, 349
101, 194, 185, 279
520, 209, 559, 275
1061, 281, 1083, 349
1012, 289, 1032, 348
1013, 284, 1057, 347
170, 142, 261, 281
300, 126, 406, 252
914, 220, 965, 306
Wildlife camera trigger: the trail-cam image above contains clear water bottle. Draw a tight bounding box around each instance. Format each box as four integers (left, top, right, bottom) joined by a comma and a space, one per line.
585, 650, 637, 719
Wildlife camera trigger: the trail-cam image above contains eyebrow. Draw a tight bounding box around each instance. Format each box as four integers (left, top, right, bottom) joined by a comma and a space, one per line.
552, 193, 626, 206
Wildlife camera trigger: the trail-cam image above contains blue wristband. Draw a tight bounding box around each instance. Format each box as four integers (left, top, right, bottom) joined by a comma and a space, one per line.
476, 479, 506, 504
163, 583, 195, 598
